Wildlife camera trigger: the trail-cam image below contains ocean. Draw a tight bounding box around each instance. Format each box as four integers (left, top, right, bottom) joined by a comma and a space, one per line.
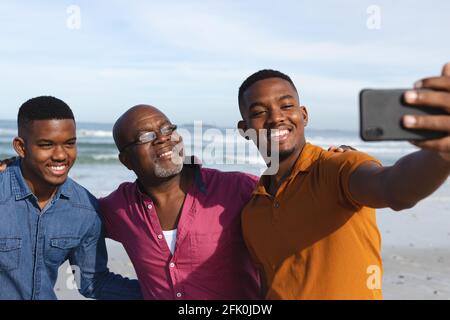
0, 119, 418, 174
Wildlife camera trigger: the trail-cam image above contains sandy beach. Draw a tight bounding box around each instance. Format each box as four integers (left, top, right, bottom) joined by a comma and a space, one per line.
54, 243, 450, 300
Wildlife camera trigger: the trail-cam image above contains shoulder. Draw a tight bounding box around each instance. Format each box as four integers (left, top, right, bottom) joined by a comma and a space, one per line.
98, 182, 135, 212
0, 166, 12, 202
0, 165, 9, 185
201, 167, 259, 188
318, 149, 380, 170
64, 178, 99, 213
200, 167, 258, 204
309, 149, 381, 191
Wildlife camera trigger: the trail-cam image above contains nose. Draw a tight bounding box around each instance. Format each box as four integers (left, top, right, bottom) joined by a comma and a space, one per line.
153, 132, 171, 145
267, 106, 286, 127
52, 145, 67, 161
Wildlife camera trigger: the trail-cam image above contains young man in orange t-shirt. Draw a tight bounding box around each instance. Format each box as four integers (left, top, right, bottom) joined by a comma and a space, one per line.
237, 63, 450, 299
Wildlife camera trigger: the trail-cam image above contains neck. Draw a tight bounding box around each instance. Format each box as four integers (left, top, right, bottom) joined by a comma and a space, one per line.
266, 142, 306, 195
138, 167, 193, 205
20, 162, 58, 205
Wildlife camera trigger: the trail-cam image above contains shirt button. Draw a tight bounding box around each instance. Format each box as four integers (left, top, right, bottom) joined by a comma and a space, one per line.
169, 262, 175, 268
274, 202, 280, 208
157, 234, 163, 240
147, 204, 153, 210
176, 292, 182, 298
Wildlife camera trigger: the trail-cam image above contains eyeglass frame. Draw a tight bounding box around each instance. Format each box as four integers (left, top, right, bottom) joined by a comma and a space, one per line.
119, 124, 178, 153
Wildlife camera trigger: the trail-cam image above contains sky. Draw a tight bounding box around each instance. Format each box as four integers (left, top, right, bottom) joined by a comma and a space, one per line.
0, 0, 449, 129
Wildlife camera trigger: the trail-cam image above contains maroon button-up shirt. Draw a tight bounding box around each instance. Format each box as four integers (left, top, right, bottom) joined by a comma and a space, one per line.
99, 164, 261, 300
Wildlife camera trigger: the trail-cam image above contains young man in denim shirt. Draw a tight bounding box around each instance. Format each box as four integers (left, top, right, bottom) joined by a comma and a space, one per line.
0, 96, 142, 300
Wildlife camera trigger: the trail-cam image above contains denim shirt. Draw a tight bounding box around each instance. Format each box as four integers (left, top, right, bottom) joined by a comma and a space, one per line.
0, 160, 142, 300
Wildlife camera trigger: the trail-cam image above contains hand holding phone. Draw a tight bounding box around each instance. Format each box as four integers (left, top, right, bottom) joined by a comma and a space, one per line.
360, 88, 448, 141
360, 62, 450, 161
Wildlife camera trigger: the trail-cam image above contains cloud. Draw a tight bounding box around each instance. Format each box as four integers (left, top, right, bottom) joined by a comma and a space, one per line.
130, 2, 450, 67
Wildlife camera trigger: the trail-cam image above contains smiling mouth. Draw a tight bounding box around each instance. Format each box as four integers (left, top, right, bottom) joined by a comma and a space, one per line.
156, 143, 184, 161
47, 164, 69, 176
158, 151, 173, 159
270, 129, 291, 142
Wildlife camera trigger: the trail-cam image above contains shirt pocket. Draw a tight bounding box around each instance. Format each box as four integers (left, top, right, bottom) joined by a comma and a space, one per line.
0, 238, 22, 272
45, 237, 81, 266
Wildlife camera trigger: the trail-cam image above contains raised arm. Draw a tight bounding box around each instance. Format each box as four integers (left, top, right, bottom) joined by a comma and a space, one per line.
349, 62, 450, 211
349, 151, 450, 211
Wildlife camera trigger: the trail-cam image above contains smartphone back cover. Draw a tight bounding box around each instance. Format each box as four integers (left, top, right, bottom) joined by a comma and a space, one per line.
360, 89, 447, 141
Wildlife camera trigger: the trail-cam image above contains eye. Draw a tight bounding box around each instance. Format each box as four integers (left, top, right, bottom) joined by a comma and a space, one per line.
139, 131, 157, 143
250, 110, 266, 118
281, 105, 294, 109
160, 125, 176, 135
38, 143, 53, 149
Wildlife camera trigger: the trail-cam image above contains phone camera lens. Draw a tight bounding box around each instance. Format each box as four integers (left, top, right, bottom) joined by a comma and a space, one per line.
365, 127, 384, 139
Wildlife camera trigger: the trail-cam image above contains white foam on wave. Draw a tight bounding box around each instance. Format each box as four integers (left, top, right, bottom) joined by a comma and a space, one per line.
91, 154, 118, 160
77, 130, 113, 138
0, 129, 16, 136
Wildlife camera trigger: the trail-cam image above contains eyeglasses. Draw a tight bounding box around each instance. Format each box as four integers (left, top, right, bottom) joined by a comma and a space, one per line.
120, 124, 178, 153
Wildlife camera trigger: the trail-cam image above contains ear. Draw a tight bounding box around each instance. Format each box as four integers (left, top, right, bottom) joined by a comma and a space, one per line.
237, 120, 250, 140
301, 106, 309, 127
118, 152, 133, 171
13, 137, 26, 158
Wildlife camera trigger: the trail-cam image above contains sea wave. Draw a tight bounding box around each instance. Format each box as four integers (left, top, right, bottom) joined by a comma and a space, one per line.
77, 130, 113, 138
0, 129, 16, 136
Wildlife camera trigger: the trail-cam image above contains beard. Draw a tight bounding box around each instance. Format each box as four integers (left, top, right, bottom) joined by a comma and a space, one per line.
154, 161, 183, 178
153, 143, 185, 178
277, 146, 296, 161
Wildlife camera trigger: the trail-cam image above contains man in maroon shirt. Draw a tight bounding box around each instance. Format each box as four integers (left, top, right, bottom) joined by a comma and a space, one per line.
99, 105, 261, 300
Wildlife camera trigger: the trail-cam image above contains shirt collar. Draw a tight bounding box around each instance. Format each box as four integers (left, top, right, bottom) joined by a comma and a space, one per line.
10, 158, 72, 201
253, 142, 319, 196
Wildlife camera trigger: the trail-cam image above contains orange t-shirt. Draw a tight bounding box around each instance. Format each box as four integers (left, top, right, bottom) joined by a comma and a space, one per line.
242, 143, 383, 300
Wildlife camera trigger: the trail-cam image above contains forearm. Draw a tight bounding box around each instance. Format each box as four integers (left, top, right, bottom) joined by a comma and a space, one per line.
383, 149, 450, 210
80, 271, 143, 300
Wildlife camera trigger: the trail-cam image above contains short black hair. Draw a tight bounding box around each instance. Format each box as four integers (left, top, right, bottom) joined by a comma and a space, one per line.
238, 69, 297, 113
18, 96, 75, 134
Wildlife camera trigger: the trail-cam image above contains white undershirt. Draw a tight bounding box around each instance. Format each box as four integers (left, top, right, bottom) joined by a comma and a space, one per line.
162, 229, 177, 255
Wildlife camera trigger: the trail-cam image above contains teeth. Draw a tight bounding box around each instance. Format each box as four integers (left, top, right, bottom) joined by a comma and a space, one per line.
271, 129, 289, 138
49, 165, 66, 173
158, 151, 172, 158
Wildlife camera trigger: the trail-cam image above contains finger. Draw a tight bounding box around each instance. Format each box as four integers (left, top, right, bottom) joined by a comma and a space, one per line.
414, 77, 450, 91
410, 137, 450, 153
442, 62, 450, 77
328, 146, 337, 151
339, 145, 356, 151
337, 148, 344, 152
0, 163, 6, 172
404, 90, 450, 112
403, 115, 450, 132
6, 157, 17, 165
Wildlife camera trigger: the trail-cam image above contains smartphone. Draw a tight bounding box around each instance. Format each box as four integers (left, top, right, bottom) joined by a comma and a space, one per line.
360, 89, 448, 141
